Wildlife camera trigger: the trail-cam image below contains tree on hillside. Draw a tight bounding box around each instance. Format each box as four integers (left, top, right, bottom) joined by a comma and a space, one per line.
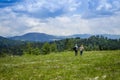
41, 42, 51, 54
50, 42, 57, 52
65, 38, 74, 51
23, 42, 33, 54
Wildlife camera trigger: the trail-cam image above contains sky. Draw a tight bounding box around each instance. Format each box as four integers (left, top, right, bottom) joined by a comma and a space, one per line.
0, 0, 120, 37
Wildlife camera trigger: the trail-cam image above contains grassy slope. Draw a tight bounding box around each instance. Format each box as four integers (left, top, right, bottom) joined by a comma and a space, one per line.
0, 50, 120, 80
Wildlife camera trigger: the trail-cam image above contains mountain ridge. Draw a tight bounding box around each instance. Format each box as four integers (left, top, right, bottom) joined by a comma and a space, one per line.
7, 32, 120, 42
9, 32, 62, 42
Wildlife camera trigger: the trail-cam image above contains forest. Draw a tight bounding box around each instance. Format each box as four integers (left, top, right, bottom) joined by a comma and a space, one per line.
0, 35, 120, 57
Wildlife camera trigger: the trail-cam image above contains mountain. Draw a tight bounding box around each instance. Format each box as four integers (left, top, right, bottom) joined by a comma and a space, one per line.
0, 36, 25, 46
71, 34, 120, 39
70, 34, 91, 38
0, 36, 6, 40
9, 33, 62, 42
100, 34, 120, 39
0, 36, 13, 44
8, 33, 120, 42
8, 33, 94, 42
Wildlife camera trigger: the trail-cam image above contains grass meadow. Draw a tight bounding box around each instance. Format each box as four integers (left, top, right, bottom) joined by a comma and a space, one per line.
0, 50, 120, 80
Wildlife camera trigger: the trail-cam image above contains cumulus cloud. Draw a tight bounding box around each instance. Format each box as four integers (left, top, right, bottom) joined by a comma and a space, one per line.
9, 0, 81, 18
23, 14, 120, 36
0, 0, 120, 37
86, 0, 120, 18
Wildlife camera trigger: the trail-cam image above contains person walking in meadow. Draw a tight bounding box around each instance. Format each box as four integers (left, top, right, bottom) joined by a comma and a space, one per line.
73, 44, 78, 56
79, 45, 84, 56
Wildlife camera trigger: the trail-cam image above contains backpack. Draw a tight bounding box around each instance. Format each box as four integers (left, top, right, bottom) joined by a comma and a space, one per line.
73, 47, 77, 51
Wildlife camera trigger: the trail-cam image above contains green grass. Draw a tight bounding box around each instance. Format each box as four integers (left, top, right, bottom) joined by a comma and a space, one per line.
0, 50, 120, 80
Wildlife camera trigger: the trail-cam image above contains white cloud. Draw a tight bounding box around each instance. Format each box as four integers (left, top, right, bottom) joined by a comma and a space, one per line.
20, 13, 120, 36
23, 15, 90, 36
87, 12, 120, 34
0, 8, 120, 37
0, 0, 120, 37
96, 0, 120, 12
112, 1, 120, 11
96, 0, 112, 11
12, 0, 81, 15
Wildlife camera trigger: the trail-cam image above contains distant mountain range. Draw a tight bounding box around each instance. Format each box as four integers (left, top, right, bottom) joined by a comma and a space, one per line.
6, 32, 120, 42
0, 36, 24, 46
9, 33, 61, 42
71, 34, 120, 39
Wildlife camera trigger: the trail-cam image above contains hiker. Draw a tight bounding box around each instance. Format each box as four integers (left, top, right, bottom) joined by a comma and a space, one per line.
73, 44, 78, 56
79, 45, 84, 56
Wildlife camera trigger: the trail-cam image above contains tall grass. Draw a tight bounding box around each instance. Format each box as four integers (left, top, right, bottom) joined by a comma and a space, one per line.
0, 50, 120, 80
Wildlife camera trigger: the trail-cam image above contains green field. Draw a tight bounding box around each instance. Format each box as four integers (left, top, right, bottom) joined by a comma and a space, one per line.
0, 50, 120, 80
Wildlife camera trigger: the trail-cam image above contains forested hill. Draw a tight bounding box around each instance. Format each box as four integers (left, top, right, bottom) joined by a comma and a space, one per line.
0, 35, 120, 56
71, 34, 120, 39
0, 36, 25, 46
9, 33, 62, 42
0, 36, 27, 56
0, 36, 16, 46
8, 33, 120, 42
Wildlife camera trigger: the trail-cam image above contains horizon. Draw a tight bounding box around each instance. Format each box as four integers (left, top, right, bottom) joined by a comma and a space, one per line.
0, 0, 120, 37
2, 32, 120, 38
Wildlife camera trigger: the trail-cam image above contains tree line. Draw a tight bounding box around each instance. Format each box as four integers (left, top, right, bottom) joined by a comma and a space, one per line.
0, 35, 120, 57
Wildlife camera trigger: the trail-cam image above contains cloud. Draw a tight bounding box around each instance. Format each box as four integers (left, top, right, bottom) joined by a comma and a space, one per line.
1, 0, 120, 18
0, 11, 120, 36
87, 12, 120, 34
27, 14, 120, 35
0, 0, 120, 37
82, 0, 120, 18
9, 0, 82, 18
6, 13, 120, 36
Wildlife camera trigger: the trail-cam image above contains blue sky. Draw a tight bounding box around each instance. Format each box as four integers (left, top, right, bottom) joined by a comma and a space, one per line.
0, 0, 120, 37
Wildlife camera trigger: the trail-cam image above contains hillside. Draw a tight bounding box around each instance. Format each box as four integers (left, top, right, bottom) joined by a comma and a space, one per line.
0, 36, 23, 46
8, 33, 120, 42
9, 33, 61, 42
0, 34, 120, 56
0, 50, 120, 80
